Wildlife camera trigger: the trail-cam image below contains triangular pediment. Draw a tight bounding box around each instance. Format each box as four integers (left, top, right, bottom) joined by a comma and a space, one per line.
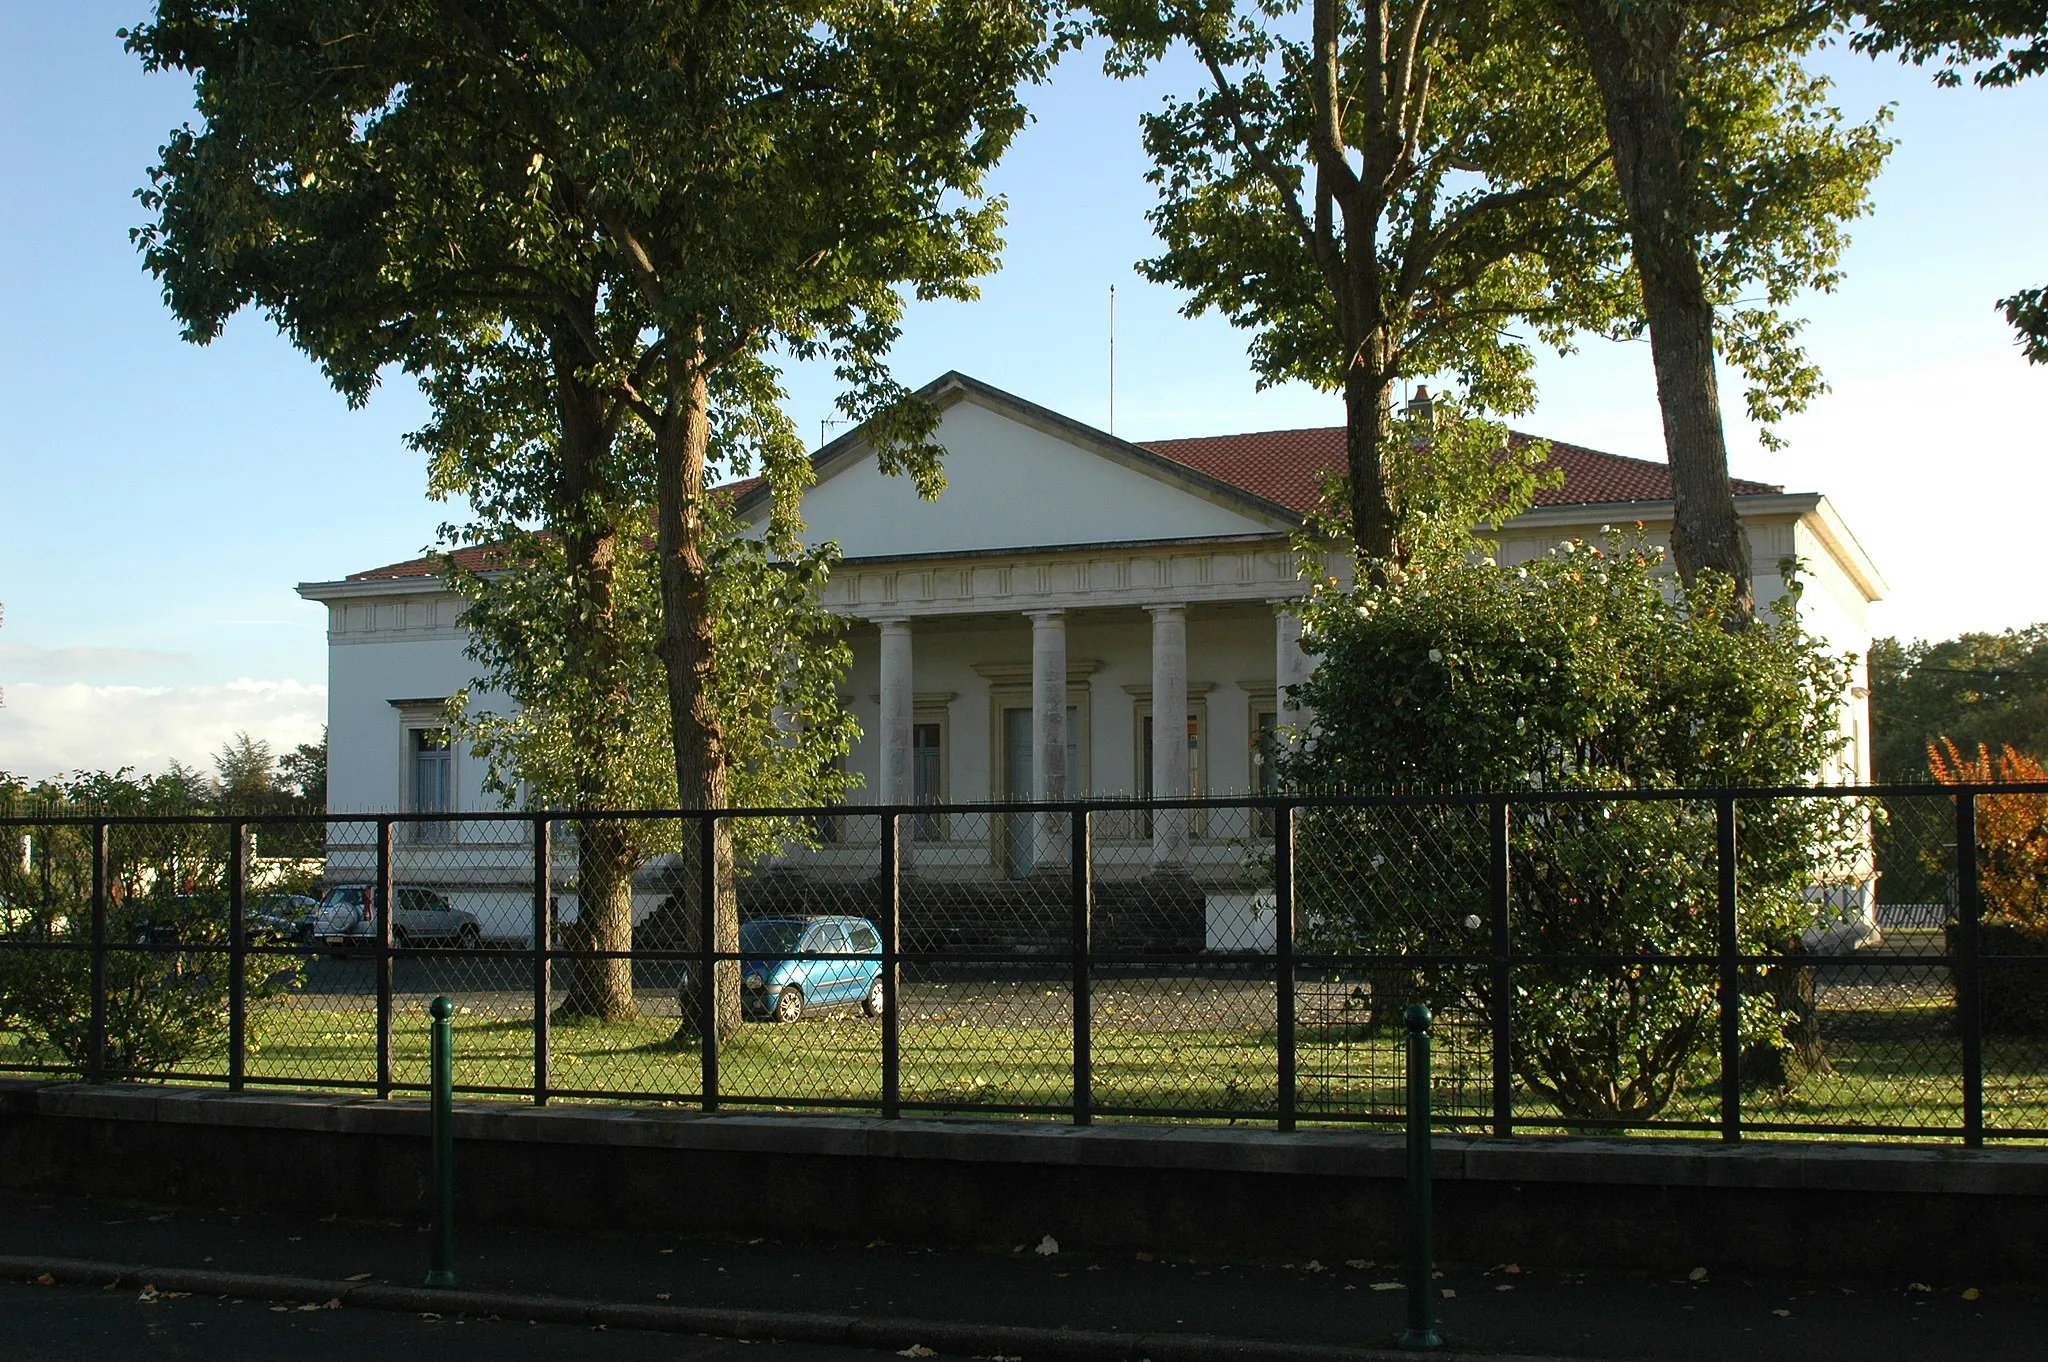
737, 374, 1296, 560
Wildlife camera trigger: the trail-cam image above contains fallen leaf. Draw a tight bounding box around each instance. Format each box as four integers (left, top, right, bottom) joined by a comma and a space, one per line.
147, 1214, 169, 1223
1688, 1267, 1708, 1282
418, 1312, 442, 1320
1034, 1235, 1059, 1257
297, 1303, 322, 1312
1502, 1263, 1522, 1275
1302, 1260, 1328, 1274
1135, 1252, 1155, 1263
659, 1249, 675, 1255
1908, 1283, 1932, 1293
1773, 1309, 1792, 1318
655, 1293, 671, 1301
344, 1273, 373, 1283
269, 1306, 289, 1314
1495, 1284, 1515, 1293
1344, 1259, 1370, 1270
33, 1274, 54, 1287
1084, 1265, 1102, 1273
1963, 1288, 1982, 1301
1440, 1289, 1457, 1299
1370, 1281, 1404, 1292
895, 1347, 936, 1358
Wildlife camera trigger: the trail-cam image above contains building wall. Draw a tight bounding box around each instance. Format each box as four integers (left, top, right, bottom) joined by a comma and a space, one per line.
786, 397, 1281, 559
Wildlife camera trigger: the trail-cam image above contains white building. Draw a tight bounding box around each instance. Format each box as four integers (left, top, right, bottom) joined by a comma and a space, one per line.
297, 372, 1886, 942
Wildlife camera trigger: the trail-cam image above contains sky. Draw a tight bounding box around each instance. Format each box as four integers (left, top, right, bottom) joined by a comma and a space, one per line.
2, 4, 2045, 779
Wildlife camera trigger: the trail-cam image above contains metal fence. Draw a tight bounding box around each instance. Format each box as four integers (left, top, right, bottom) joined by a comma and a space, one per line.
3, 787, 2046, 1143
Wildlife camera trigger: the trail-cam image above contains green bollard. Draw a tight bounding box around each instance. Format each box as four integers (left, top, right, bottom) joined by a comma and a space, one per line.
425, 995, 457, 1288
1398, 1003, 1441, 1351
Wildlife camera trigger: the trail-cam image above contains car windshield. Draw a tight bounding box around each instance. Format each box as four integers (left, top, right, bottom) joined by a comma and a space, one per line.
738, 921, 807, 956
319, 886, 366, 913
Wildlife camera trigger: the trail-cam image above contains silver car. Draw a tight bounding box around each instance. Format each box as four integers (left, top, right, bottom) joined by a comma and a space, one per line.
315, 883, 481, 952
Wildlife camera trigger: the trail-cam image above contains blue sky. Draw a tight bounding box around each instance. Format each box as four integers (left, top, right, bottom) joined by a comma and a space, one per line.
2, 3, 2045, 776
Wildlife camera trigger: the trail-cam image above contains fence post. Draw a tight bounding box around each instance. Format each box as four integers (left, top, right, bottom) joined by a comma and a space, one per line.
89, 821, 108, 1082
1488, 799, 1512, 1138
1957, 791, 1984, 1147
228, 820, 247, 1092
377, 817, 395, 1101
425, 995, 457, 1288
699, 812, 720, 1113
1275, 802, 1296, 1132
1400, 1003, 1441, 1351
1715, 796, 1741, 1143
881, 810, 901, 1120
1071, 805, 1093, 1126
532, 815, 551, 1107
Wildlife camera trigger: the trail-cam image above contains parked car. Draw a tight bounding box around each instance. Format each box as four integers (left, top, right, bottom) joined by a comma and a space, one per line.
248, 893, 321, 945
314, 883, 481, 953
739, 915, 884, 1023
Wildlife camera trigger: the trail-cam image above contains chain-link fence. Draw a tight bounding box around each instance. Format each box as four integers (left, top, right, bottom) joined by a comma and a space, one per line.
4, 787, 2046, 1142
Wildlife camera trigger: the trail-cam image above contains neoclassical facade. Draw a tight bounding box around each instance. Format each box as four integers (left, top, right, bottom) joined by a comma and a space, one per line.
298, 372, 1886, 934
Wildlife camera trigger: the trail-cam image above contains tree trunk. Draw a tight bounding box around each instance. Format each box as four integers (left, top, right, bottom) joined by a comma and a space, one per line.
1568, 0, 1753, 622
550, 333, 640, 1022
653, 354, 744, 1042
1343, 353, 1400, 564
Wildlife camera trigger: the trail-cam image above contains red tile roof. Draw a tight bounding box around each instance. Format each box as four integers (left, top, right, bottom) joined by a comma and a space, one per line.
345, 428, 1779, 580
348, 542, 510, 581
1134, 427, 1780, 516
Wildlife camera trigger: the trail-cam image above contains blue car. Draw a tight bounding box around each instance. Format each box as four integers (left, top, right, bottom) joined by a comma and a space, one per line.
741, 915, 884, 1023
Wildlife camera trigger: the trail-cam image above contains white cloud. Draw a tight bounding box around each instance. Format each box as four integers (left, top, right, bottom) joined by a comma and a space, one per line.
0, 679, 326, 779
0, 642, 194, 683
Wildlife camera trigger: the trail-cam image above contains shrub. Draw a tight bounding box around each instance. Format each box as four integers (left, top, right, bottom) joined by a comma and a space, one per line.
1284, 526, 1866, 1122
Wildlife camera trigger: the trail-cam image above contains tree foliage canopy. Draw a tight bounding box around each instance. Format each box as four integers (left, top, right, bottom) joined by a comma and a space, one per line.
1278, 417, 1864, 1118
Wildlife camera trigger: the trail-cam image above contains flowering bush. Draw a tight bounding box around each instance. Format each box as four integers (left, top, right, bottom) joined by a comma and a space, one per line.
1283, 525, 1865, 1122
1928, 739, 2048, 932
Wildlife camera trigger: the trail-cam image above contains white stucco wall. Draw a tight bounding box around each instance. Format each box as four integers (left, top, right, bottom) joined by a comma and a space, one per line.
780, 398, 1282, 559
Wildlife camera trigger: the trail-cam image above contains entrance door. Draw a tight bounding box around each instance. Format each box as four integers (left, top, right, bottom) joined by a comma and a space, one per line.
1001, 707, 1034, 876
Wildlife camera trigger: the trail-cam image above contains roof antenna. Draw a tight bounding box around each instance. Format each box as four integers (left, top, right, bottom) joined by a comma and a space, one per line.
1109, 283, 1117, 437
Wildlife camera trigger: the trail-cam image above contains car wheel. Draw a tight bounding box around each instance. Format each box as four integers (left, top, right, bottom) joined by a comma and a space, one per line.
774, 986, 805, 1024
457, 923, 480, 949
861, 976, 885, 1017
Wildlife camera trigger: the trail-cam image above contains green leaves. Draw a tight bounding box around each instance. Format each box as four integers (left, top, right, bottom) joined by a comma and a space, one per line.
1285, 496, 1866, 1120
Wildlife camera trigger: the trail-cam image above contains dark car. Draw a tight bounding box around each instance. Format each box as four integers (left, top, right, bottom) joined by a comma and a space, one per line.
247, 893, 321, 944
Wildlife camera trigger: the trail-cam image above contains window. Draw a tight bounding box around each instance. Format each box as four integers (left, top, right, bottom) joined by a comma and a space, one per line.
410, 727, 453, 843
913, 720, 945, 841
1252, 709, 1280, 836
1137, 705, 1205, 839
811, 752, 847, 845
849, 923, 881, 953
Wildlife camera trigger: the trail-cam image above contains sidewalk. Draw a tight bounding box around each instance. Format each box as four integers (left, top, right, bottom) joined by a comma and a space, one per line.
0, 1187, 2036, 1361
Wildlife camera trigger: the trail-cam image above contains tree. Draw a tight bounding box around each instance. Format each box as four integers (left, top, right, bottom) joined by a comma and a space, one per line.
1558, 2, 1892, 619
0, 768, 302, 1073
213, 731, 275, 807
1869, 628, 2048, 783
127, 1, 1059, 1027
278, 730, 327, 808
1851, 2, 2048, 362
1092, 0, 1633, 563
1281, 412, 1864, 1117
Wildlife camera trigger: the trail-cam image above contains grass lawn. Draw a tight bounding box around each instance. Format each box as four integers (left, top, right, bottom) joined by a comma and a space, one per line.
7, 973, 2044, 1139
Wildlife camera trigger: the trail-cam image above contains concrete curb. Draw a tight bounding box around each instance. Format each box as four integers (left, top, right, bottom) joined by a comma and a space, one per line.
0, 1254, 1575, 1362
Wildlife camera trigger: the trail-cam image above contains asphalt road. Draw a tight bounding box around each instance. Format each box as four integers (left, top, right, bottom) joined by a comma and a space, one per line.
0, 1278, 905, 1362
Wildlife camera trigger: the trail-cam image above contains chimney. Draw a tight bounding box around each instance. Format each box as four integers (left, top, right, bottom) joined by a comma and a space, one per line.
1404, 384, 1434, 424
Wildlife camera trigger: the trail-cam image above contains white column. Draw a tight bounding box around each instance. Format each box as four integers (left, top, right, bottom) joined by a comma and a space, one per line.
876, 619, 914, 863
1147, 603, 1189, 869
1030, 610, 1069, 868
1273, 600, 1315, 739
